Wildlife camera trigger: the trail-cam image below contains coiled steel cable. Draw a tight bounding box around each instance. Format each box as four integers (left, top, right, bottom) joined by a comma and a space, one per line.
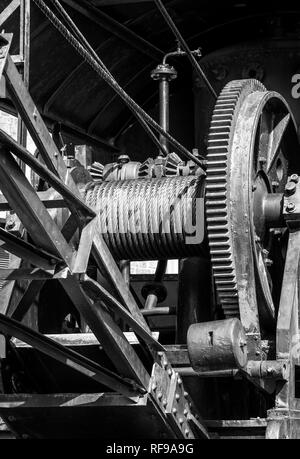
85, 175, 205, 261
32, 0, 204, 166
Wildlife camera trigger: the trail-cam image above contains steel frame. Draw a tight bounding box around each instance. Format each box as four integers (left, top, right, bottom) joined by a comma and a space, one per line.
1, 3, 300, 439
0, 31, 207, 437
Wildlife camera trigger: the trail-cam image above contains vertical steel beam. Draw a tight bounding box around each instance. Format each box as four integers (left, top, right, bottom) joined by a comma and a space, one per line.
17, 0, 30, 172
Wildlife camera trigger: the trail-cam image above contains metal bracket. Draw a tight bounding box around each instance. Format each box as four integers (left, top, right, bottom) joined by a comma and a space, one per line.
150, 351, 209, 439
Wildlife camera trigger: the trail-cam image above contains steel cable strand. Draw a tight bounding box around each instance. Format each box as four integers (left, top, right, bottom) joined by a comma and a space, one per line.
50, 0, 167, 157
33, 0, 204, 166
153, 0, 217, 100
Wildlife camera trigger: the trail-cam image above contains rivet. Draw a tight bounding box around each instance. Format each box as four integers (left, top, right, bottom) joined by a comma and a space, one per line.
179, 418, 184, 425
175, 393, 180, 401
172, 407, 177, 415
157, 391, 162, 400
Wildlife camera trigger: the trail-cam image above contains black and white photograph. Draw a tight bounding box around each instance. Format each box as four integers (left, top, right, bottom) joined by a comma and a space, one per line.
0, 0, 299, 444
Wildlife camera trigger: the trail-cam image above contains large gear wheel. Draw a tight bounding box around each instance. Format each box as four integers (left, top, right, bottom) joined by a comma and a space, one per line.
206, 79, 300, 326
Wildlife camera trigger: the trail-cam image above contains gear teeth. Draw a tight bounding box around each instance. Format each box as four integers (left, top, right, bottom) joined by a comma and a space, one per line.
205, 79, 266, 318
89, 162, 104, 181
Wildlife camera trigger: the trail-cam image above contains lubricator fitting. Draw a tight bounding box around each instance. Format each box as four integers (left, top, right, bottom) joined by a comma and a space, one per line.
151, 63, 178, 82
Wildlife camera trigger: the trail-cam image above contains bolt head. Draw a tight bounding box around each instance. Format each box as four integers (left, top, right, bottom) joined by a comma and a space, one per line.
291, 174, 299, 183
285, 181, 296, 196
118, 154, 130, 164
286, 202, 296, 212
